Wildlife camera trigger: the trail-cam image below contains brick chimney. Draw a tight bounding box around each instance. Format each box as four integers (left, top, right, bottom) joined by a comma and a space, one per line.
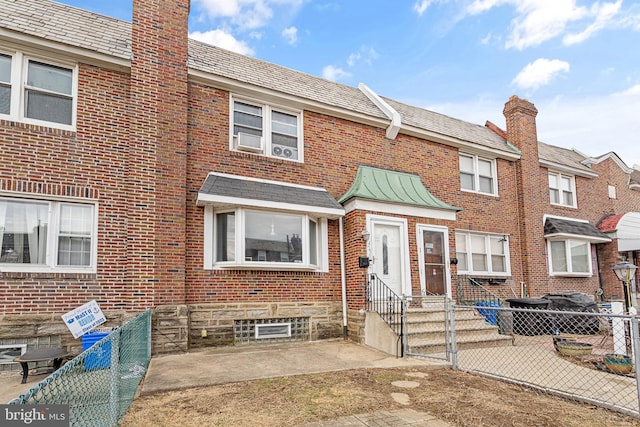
503, 96, 548, 295
128, 0, 189, 306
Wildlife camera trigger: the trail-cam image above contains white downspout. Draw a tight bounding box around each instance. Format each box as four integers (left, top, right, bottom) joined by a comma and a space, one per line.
339, 217, 348, 338
358, 83, 401, 140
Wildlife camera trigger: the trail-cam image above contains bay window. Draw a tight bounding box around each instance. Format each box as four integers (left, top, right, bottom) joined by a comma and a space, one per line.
0, 197, 96, 271
212, 208, 323, 269
548, 239, 591, 276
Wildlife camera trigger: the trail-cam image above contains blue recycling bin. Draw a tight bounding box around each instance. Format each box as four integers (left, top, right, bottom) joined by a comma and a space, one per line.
475, 301, 500, 325
82, 331, 111, 370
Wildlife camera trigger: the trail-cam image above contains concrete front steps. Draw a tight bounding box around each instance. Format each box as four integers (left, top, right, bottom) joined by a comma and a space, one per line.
404, 305, 513, 355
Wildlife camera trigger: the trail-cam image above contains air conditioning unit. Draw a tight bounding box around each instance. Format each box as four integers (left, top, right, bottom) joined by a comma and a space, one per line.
272, 144, 298, 159
236, 132, 263, 152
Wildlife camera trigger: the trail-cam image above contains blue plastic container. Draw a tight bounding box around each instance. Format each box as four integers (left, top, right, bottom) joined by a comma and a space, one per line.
475, 301, 499, 325
82, 331, 111, 370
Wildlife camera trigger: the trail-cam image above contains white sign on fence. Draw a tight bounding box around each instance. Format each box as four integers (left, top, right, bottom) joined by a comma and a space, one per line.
62, 300, 107, 339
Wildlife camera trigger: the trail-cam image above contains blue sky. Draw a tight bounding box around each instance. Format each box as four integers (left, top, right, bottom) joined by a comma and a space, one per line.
58, 0, 640, 167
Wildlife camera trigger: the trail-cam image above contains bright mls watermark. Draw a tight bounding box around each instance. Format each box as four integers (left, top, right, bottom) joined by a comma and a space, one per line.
1, 405, 69, 426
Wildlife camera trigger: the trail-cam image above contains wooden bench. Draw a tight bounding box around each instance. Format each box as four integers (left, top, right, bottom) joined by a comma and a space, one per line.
14, 348, 70, 384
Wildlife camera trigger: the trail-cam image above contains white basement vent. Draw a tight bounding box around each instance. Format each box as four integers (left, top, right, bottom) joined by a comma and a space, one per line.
255, 323, 291, 339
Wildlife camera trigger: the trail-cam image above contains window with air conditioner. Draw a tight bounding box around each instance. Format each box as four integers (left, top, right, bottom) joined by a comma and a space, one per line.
231, 96, 302, 161
0, 51, 76, 129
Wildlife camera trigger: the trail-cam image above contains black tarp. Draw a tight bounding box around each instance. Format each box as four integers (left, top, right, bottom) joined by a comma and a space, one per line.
542, 292, 600, 334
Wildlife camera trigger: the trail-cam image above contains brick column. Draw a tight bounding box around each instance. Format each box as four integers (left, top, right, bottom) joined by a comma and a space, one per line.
129, 0, 189, 306
503, 96, 548, 295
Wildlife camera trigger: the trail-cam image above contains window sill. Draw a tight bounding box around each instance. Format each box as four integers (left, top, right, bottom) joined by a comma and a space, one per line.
460, 189, 498, 198
210, 263, 320, 272
549, 272, 593, 278
549, 202, 577, 209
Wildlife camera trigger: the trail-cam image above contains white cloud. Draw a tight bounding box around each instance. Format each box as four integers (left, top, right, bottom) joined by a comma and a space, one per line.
413, 0, 433, 16
467, 0, 508, 15
466, 0, 624, 50
346, 46, 379, 67
189, 30, 255, 55
322, 65, 351, 81
563, 0, 622, 45
506, 1, 587, 50
513, 58, 570, 90
282, 26, 298, 45
192, 0, 303, 30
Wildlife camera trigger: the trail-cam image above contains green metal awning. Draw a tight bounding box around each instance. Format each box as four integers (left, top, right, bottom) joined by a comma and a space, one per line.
338, 165, 460, 211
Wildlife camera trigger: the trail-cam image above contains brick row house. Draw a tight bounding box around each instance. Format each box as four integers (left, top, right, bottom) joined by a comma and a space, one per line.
1, 0, 639, 357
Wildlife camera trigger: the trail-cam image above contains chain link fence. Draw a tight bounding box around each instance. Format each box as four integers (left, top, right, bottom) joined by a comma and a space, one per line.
9, 309, 152, 427
452, 303, 640, 417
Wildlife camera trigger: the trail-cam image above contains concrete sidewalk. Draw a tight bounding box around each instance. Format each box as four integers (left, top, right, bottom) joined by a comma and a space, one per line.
140, 339, 449, 395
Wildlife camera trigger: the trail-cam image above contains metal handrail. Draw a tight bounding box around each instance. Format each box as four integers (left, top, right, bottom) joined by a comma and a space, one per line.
456, 275, 504, 306
366, 273, 404, 356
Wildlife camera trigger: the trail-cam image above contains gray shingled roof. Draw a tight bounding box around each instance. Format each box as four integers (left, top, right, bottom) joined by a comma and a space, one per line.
544, 217, 610, 241
198, 174, 344, 215
538, 142, 594, 174
0, 0, 131, 59
187, 39, 387, 120
385, 98, 510, 152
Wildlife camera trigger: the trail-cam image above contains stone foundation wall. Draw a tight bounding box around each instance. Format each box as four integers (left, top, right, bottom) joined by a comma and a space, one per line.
187, 301, 344, 349
347, 309, 366, 345
152, 305, 189, 354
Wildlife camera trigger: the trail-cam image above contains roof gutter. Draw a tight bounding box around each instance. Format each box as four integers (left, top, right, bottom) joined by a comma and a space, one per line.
358, 83, 401, 139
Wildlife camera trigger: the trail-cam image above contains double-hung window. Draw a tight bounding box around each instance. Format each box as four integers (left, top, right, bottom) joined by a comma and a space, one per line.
548, 239, 591, 276
455, 231, 509, 275
459, 153, 496, 195
548, 172, 576, 207
212, 208, 324, 270
0, 197, 96, 272
231, 96, 302, 161
0, 51, 76, 129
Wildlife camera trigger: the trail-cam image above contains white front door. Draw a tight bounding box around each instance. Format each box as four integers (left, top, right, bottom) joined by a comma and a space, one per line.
369, 216, 409, 297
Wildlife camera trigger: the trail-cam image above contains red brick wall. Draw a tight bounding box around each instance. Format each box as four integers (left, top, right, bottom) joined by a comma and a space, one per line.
0, 66, 138, 314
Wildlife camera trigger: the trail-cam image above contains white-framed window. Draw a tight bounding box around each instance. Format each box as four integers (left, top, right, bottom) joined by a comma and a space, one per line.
0, 197, 97, 272
208, 207, 326, 270
608, 185, 617, 199
548, 172, 576, 207
548, 239, 591, 276
230, 96, 302, 161
0, 51, 76, 129
459, 153, 496, 195
455, 231, 510, 275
